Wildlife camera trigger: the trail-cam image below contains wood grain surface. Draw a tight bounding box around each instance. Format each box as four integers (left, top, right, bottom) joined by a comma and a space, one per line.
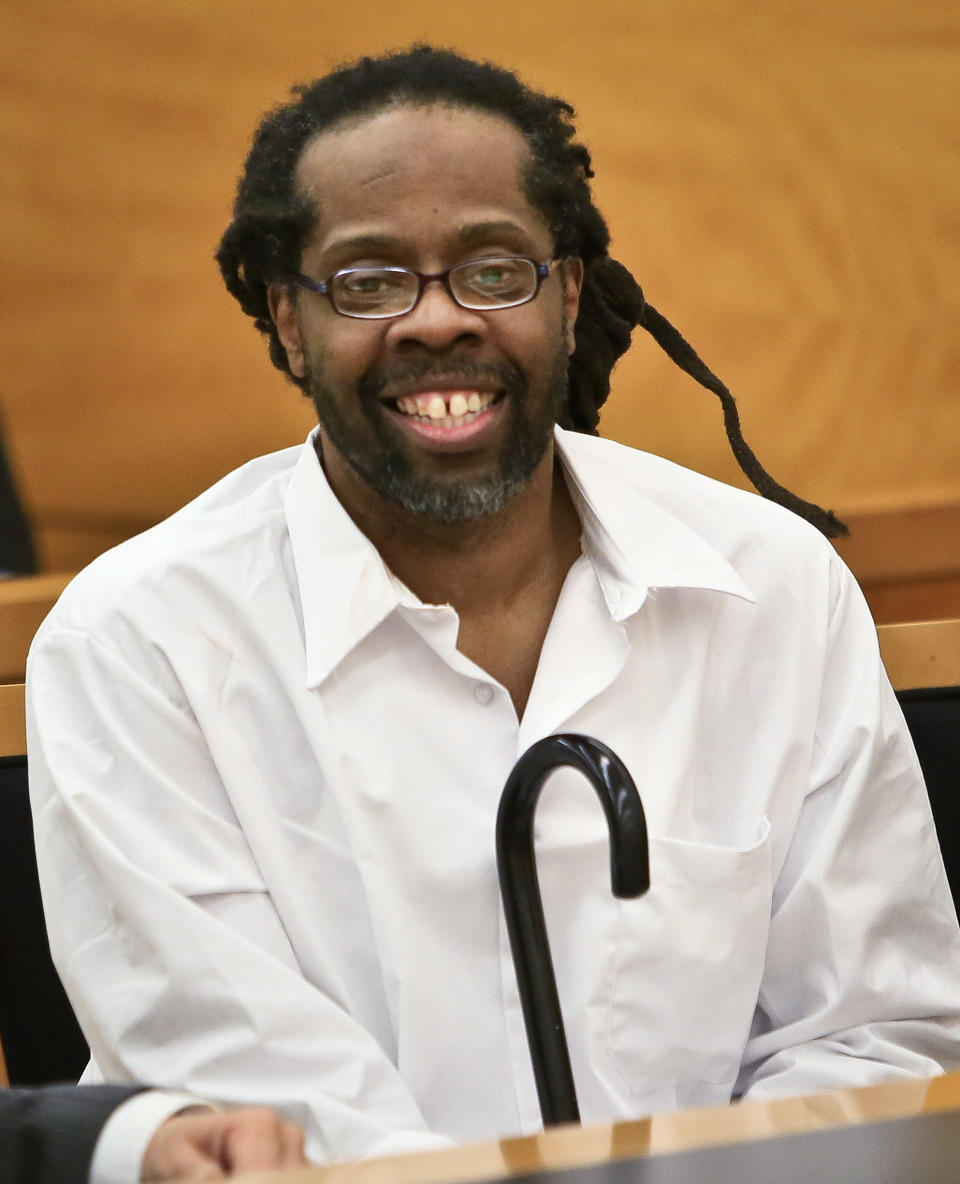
214, 1073, 960, 1184
876, 617, 960, 690
0, 683, 25, 755
1, 2, 957, 591
0, 573, 71, 682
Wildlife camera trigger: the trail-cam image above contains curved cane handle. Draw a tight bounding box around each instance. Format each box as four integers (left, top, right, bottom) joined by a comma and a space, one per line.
495, 734, 649, 1126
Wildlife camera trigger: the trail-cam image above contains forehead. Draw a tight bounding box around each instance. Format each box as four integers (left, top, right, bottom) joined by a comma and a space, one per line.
295, 104, 549, 254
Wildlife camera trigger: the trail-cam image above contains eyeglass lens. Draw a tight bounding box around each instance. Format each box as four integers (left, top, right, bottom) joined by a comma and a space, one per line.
331, 258, 539, 317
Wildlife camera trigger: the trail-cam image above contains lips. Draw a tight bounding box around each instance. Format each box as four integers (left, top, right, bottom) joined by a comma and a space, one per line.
360, 359, 521, 442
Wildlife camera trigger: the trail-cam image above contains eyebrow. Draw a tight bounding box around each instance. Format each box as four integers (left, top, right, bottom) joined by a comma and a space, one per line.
322, 220, 536, 259
455, 220, 534, 248
322, 232, 402, 256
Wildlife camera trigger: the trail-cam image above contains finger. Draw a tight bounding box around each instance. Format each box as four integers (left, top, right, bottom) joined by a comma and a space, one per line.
222, 1108, 292, 1171
277, 1120, 308, 1167
141, 1119, 226, 1182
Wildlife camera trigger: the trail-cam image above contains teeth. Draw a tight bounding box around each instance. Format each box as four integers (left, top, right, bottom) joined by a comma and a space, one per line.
393, 390, 497, 425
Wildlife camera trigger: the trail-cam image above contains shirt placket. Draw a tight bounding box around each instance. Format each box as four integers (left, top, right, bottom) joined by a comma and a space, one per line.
497, 556, 636, 1133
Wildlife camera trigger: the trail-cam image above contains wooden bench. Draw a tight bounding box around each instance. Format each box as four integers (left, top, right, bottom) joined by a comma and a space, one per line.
0, 573, 72, 684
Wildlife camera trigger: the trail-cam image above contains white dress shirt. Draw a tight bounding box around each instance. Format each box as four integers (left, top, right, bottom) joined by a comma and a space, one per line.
27, 427, 960, 1166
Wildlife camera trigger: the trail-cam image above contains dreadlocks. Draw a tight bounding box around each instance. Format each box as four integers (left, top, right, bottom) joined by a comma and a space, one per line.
216, 44, 846, 538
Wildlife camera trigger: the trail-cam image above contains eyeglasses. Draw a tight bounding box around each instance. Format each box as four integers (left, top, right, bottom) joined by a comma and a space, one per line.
291, 256, 560, 320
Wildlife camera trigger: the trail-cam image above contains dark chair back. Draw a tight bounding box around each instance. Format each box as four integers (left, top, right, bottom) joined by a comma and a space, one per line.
0, 684, 88, 1085
879, 620, 960, 918
896, 688, 960, 915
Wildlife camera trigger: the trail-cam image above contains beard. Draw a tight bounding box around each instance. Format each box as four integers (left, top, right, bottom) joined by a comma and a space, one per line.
305, 345, 570, 524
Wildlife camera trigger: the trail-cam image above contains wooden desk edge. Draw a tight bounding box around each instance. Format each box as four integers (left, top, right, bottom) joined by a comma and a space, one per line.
227, 1073, 960, 1184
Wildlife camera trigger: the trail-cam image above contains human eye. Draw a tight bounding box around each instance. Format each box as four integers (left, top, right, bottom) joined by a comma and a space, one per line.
333, 267, 412, 311
463, 259, 524, 293
338, 269, 391, 295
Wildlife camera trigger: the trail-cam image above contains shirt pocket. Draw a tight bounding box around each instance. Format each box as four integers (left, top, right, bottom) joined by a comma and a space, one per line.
602, 816, 772, 1095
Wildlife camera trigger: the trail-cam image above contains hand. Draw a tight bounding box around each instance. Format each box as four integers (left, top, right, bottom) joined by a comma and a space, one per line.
141, 1106, 307, 1180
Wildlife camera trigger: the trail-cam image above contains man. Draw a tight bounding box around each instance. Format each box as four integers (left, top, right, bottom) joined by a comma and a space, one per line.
0, 1086, 305, 1183
26, 46, 960, 1166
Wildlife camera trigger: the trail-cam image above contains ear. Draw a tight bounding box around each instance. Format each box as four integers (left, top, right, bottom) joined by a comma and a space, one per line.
267, 283, 307, 379
560, 258, 584, 355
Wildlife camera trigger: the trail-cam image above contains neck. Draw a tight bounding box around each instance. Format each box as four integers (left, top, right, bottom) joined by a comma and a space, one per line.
318, 434, 582, 616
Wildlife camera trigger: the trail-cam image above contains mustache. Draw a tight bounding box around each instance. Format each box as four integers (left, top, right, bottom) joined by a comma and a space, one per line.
357, 357, 527, 401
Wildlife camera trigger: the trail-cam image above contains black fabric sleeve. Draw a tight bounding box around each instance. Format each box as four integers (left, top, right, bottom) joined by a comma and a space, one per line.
0, 1084, 146, 1184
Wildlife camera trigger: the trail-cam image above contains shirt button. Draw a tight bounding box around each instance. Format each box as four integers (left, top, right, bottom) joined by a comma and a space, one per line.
473, 683, 495, 706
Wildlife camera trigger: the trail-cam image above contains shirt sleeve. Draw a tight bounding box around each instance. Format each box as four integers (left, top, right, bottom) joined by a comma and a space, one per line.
736, 553, 960, 1098
27, 624, 456, 1166
88, 1092, 210, 1184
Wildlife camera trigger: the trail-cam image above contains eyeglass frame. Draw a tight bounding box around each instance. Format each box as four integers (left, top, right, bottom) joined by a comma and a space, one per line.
288, 256, 563, 320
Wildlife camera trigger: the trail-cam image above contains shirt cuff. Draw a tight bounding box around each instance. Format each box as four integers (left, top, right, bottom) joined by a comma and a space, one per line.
88, 1091, 215, 1184
362, 1128, 459, 1160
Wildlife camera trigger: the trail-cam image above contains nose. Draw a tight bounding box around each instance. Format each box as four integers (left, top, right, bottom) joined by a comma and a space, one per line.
386, 276, 486, 351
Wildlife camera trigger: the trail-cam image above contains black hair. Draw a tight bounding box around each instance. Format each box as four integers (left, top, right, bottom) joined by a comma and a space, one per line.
216, 44, 846, 537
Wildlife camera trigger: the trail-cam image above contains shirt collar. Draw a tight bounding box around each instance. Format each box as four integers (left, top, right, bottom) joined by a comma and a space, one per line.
554, 427, 756, 621
285, 432, 410, 688
286, 427, 756, 688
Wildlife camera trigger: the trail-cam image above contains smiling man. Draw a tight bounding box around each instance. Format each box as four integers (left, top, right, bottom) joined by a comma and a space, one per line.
26, 46, 960, 1166
265, 101, 584, 714
277, 106, 576, 526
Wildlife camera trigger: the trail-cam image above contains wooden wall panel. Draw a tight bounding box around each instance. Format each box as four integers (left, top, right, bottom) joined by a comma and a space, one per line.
1, 1, 957, 592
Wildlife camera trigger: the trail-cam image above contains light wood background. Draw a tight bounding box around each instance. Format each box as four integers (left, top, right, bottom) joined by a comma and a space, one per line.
2, 1, 958, 615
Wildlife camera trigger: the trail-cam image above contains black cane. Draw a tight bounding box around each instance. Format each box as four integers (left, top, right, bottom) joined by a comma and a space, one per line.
495, 734, 650, 1127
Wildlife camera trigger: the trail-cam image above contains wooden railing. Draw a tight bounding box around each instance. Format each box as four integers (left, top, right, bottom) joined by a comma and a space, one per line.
0, 573, 72, 684
877, 618, 960, 691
